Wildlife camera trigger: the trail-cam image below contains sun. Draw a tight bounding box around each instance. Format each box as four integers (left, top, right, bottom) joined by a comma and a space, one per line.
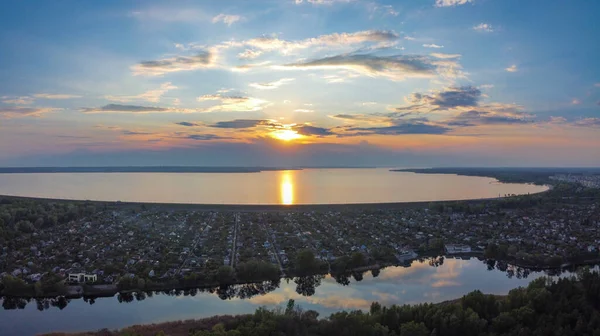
271, 129, 302, 142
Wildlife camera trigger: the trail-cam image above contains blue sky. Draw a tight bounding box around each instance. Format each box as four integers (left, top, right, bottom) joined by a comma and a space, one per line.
0, 0, 599, 166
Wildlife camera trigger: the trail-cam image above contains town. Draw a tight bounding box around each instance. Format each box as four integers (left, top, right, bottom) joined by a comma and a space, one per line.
1, 179, 599, 297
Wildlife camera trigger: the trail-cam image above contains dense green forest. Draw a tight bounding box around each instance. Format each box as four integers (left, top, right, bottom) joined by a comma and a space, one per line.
57, 270, 600, 336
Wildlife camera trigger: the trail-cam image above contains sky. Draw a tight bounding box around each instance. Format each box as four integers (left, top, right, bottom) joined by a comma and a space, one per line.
0, 0, 599, 167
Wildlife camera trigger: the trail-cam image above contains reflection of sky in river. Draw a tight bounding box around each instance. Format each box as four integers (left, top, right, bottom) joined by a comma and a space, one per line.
0, 259, 565, 336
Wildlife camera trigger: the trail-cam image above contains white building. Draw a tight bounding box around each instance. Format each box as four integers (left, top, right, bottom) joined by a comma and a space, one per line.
68, 273, 97, 283
445, 244, 472, 254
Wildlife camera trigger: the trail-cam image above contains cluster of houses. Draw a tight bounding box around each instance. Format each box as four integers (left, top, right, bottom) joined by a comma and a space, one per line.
1, 195, 599, 286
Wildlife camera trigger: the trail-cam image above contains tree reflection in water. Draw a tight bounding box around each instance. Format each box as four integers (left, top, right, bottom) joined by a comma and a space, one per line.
0, 258, 587, 311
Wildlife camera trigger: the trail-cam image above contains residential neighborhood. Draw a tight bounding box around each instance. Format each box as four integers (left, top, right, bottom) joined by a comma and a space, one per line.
1, 183, 599, 293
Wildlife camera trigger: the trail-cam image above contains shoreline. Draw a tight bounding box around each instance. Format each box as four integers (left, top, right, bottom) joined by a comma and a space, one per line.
3, 254, 599, 301
0, 186, 551, 213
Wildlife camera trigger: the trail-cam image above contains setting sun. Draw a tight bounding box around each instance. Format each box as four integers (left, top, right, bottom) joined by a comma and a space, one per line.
270, 129, 302, 142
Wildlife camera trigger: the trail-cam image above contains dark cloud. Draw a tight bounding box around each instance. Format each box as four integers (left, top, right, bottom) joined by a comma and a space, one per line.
283, 54, 438, 80
407, 86, 481, 109
186, 134, 230, 141
122, 130, 155, 135
348, 122, 450, 135
294, 125, 334, 136
209, 119, 268, 129
81, 104, 170, 113
448, 110, 533, 126
175, 122, 201, 127
132, 52, 215, 76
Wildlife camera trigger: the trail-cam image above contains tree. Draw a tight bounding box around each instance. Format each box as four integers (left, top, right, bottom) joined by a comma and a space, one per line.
295, 249, 320, 275
216, 266, 235, 284
399, 321, 429, 336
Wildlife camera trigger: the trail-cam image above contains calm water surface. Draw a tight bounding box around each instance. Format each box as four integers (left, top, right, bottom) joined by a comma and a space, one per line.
0, 259, 576, 336
0, 169, 547, 205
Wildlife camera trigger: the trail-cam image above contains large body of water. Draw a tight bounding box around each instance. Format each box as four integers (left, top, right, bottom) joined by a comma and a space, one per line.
0, 169, 547, 205
0, 258, 576, 336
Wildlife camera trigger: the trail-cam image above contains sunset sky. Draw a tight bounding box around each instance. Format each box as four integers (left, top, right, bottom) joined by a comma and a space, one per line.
1, 0, 599, 167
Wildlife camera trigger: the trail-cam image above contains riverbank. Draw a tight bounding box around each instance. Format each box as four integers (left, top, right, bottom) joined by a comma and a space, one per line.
5, 253, 600, 301
37, 270, 600, 336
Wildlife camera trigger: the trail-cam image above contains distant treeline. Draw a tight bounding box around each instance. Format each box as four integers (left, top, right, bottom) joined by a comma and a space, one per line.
43, 270, 600, 336
394, 167, 600, 185
0, 166, 301, 174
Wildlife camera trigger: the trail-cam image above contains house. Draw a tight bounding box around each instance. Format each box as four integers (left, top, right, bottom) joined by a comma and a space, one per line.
445, 244, 472, 254
68, 273, 97, 283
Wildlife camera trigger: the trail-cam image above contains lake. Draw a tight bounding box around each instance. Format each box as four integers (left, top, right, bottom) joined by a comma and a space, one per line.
0, 258, 578, 336
0, 169, 547, 205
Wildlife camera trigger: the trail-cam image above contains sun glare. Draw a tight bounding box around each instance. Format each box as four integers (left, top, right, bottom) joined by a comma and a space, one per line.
271, 129, 302, 142
280, 171, 295, 205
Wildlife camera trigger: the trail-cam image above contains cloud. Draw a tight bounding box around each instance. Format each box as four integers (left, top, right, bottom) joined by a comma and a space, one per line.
505, 64, 518, 72
447, 110, 533, 126
249, 78, 295, 90
1, 96, 35, 105
232, 61, 272, 72
295, 0, 354, 5
81, 104, 191, 114
0, 106, 59, 118
105, 82, 177, 103
212, 14, 242, 26
473, 23, 494, 32
423, 43, 444, 48
293, 125, 334, 136
187, 134, 230, 141
197, 94, 271, 112
243, 30, 399, 54
238, 49, 263, 59
175, 122, 201, 127
430, 53, 461, 59
33, 94, 81, 99
431, 280, 460, 288
571, 98, 581, 105
347, 121, 451, 135
131, 52, 216, 76
574, 118, 600, 127
435, 0, 474, 7
294, 109, 314, 113
407, 85, 482, 109
209, 119, 270, 129
281, 53, 452, 80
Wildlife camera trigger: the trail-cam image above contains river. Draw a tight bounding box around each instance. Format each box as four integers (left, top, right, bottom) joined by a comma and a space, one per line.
0, 258, 579, 336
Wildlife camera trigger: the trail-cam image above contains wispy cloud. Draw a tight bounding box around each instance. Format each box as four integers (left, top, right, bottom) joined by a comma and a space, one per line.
212, 14, 242, 26
131, 52, 216, 76
280, 53, 463, 81
294, 109, 314, 113
295, 0, 354, 5
175, 122, 201, 127
505, 64, 518, 72
238, 49, 263, 59
197, 93, 271, 112
249, 78, 295, 90
435, 0, 474, 7
0, 106, 59, 118
33, 93, 81, 99
473, 23, 494, 32
105, 82, 177, 103
81, 104, 193, 114
1, 96, 35, 105
423, 43, 444, 49
241, 30, 399, 55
